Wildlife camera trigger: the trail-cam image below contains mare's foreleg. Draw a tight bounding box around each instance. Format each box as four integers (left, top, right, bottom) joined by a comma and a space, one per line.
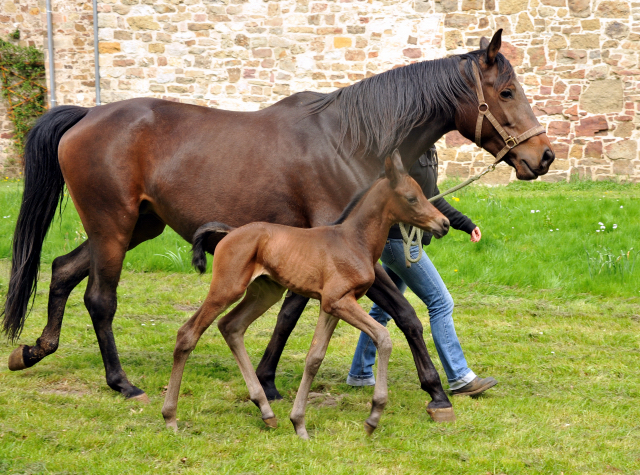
289, 309, 339, 440
217, 277, 286, 427
326, 295, 392, 435
366, 264, 455, 422
255, 292, 310, 400
8, 242, 90, 371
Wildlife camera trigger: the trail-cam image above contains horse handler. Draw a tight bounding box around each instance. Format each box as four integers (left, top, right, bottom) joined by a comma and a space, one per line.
346, 147, 498, 397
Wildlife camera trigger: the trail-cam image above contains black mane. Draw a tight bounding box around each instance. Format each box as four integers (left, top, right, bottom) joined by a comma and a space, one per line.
304, 50, 515, 159
330, 182, 376, 225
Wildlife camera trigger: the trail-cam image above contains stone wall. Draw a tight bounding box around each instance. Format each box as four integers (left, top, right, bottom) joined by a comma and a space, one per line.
1, 0, 639, 183
0, 0, 96, 173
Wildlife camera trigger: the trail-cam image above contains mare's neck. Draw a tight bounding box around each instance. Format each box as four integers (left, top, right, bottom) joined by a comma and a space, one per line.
341, 181, 397, 264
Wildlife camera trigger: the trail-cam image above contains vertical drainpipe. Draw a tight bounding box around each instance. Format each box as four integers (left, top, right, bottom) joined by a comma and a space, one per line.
45, 0, 56, 107
92, 0, 101, 105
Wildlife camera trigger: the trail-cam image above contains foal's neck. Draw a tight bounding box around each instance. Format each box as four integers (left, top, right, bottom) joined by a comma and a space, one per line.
340, 181, 397, 263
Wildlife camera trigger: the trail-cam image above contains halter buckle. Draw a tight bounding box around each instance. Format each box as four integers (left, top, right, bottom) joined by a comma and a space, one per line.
478, 102, 489, 114
505, 136, 518, 148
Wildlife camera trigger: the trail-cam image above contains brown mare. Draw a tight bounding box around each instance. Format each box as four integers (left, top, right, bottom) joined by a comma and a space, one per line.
2, 31, 553, 417
162, 152, 451, 438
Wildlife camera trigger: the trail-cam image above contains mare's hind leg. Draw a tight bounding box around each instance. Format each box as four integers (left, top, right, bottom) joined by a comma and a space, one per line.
289, 309, 339, 440
366, 264, 454, 422
256, 292, 310, 401
8, 242, 90, 371
162, 277, 249, 430
217, 278, 286, 427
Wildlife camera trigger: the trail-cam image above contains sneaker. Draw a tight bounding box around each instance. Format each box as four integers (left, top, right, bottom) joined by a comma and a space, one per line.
451, 376, 498, 397
346, 374, 376, 387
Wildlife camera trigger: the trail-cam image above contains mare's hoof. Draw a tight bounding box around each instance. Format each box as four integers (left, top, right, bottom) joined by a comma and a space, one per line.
426, 405, 456, 423
165, 420, 178, 432
363, 421, 377, 436
263, 417, 278, 428
128, 393, 150, 404
8, 345, 27, 371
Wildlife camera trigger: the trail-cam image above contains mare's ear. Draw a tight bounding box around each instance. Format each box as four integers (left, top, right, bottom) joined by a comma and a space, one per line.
484, 29, 502, 66
384, 149, 406, 188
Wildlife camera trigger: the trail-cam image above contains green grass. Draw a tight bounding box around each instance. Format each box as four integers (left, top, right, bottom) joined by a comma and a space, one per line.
1, 179, 639, 474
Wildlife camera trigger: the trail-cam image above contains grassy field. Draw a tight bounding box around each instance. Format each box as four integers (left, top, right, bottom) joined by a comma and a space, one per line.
0, 178, 639, 474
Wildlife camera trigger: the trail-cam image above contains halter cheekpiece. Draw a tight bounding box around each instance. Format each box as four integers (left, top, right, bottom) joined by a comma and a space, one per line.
471, 61, 546, 162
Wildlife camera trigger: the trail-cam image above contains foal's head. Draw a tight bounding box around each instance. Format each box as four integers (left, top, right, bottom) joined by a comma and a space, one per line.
383, 150, 449, 239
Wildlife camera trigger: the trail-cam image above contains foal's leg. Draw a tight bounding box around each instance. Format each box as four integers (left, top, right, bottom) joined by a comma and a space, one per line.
8, 242, 90, 371
326, 296, 393, 435
162, 280, 247, 430
217, 278, 286, 427
366, 264, 455, 422
255, 292, 310, 400
289, 309, 339, 440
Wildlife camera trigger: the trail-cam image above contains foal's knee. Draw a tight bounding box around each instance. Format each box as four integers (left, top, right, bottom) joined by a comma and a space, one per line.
305, 352, 324, 375
174, 325, 199, 355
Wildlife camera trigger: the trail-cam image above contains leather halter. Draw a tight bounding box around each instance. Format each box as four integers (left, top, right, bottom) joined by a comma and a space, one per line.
471, 62, 546, 162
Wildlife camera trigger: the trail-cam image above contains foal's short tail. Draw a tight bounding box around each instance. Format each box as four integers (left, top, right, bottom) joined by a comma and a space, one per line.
191, 222, 236, 274
2, 105, 89, 342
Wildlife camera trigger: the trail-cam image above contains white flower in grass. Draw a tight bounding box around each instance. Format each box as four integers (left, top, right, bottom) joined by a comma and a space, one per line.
598, 222, 604, 226
536, 210, 540, 213
621, 205, 624, 208
550, 229, 553, 232
600, 225, 606, 230
531, 210, 535, 213
596, 230, 600, 233
613, 224, 618, 229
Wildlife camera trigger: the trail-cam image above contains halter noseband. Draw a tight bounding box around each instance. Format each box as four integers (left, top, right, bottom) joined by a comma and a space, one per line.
471, 62, 546, 162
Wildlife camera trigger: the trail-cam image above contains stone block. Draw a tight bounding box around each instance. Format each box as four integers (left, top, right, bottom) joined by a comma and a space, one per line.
575, 115, 608, 136
605, 140, 637, 160
527, 46, 546, 67
516, 13, 534, 33
149, 43, 164, 53
596, 1, 630, 18
612, 159, 635, 175
580, 19, 600, 30
548, 121, 570, 136
568, 0, 590, 18
333, 37, 351, 48
569, 34, 599, 49
580, 79, 623, 113
584, 140, 603, 158
445, 131, 473, 147
461, 0, 483, 10
188, 23, 214, 31
605, 22, 629, 40
613, 122, 634, 138
436, 0, 459, 13
345, 49, 365, 61
445, 30, 463, 50
444, 14, 475, 29
99, 42, 121, 54
127, 16, 160, 31
403, 48, 421, 59
445, 162, 470, 179
500, 42, 524, 66
541, 0, 566, 6
499, 0, 529, 15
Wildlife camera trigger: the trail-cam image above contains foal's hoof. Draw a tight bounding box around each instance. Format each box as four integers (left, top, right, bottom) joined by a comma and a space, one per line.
263, 417, 278, 428
363, 421, 377, 436
128, 392, 150, 404
8, 345, 28, 371
165, 420, 178, 432
426, 405, 456, 423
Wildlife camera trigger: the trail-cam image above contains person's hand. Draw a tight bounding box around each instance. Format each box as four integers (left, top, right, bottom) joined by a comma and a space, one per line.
470, 227, 481, 242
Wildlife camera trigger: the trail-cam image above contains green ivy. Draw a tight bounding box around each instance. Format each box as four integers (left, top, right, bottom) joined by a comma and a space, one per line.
0, 34, 46, 163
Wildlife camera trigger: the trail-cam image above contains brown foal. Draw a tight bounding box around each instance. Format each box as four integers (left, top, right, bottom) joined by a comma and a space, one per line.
161, 151, 450, 438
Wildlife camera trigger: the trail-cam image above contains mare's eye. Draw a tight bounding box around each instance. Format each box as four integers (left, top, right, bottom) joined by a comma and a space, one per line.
500, 89, 513, 99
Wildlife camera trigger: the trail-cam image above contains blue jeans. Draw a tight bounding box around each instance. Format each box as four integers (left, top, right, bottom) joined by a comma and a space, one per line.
347, 239, 476, 390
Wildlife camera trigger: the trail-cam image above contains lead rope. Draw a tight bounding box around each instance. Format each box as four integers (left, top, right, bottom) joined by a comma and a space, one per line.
399, 161, 496, 268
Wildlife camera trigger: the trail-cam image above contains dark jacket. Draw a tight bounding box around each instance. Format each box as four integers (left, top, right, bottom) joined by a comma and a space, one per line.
388, 147, 476, 246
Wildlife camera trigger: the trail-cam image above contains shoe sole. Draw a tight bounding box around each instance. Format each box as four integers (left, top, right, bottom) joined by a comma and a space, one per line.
452, 378, 498, 397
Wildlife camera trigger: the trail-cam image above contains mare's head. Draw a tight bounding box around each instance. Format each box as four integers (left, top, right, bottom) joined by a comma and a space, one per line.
383, 150, 449, 238
455, 30, 555, 180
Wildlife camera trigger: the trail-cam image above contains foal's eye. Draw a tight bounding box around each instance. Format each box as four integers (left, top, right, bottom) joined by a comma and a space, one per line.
407, 196, 418, 204
500, 89, 513, 99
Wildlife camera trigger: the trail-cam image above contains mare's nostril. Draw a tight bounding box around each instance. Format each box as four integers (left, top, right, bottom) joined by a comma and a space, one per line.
542, 148, 555, 168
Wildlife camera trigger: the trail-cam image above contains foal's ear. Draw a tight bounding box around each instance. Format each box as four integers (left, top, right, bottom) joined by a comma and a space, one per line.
483, 29, 502, 66
384, 149, 406, 188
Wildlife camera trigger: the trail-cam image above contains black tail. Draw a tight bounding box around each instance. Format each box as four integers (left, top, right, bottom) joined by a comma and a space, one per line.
191, 222, 235, 274
2, 105, 90, 342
